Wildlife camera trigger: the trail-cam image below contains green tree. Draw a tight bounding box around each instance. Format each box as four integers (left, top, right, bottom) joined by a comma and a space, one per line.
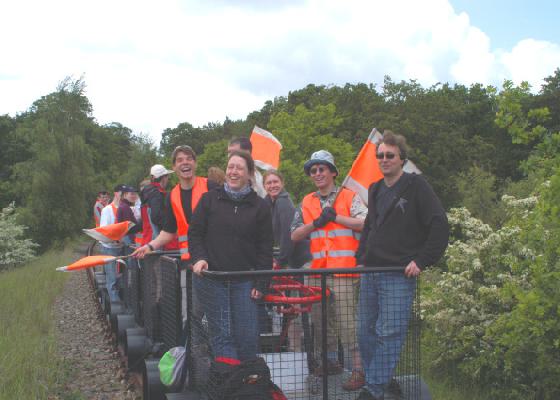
455, 165, 501, 226
13, 77, 95, 247
268, 103, 354, 202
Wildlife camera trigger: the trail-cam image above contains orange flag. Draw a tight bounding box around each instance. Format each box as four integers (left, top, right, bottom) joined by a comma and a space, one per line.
57, 255, 117, 272
341, 128, 384, 205
82, 221, 134, 243
341, 128, 422, 205
250, 125, 283, 170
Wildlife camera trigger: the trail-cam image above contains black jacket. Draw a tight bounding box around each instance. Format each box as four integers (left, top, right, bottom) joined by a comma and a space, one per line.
189, 186, 273, 289
356, 173, 449, 270
140, 183, 165, 231
265, 190, 311, 268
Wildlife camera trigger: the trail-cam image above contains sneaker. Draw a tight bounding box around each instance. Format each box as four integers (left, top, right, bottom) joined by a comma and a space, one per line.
313, 359, 344, 376
342, 369, 365, 391
356, 388, 383, 400
387, 378, 402, 397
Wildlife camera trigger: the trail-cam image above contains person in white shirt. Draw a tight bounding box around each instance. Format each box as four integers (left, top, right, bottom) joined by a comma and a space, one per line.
100, 184, 125, 302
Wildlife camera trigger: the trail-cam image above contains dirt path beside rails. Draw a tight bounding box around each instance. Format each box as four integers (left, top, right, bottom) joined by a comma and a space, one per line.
52, 244, 141, 399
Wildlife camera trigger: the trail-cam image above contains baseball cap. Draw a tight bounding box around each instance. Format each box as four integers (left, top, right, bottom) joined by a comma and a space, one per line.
150, 164, 174, 179
120, 185, 138, 193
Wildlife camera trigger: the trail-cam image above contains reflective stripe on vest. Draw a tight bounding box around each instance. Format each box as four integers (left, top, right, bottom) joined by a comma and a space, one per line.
134, 232, 143, 246
301, 188, 360, 274
170, 177, 208, 261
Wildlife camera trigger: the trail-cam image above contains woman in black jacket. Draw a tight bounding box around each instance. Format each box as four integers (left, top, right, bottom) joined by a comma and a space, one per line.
190, 150, 273, 364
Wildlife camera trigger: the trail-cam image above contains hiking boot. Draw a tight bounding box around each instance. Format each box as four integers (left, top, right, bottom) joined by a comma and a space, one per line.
313, 360, 343, 376
387, 378, 402, 398
356, 388, 383, 400
342, 369, 365, 391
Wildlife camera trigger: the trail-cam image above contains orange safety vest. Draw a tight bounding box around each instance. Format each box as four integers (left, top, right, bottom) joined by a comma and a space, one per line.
94, 201, 103, 227
301, 188, 360, 276
170, 177, 208, 261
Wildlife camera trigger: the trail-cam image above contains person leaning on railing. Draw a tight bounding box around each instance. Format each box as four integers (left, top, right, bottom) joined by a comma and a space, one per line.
354, 131, 449, 400
189, 150, 273, 366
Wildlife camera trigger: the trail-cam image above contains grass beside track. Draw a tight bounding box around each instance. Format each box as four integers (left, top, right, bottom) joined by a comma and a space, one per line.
0, 243, 78, 400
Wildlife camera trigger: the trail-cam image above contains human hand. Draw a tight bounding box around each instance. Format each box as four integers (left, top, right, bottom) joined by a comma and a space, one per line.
192, 260, 209, 276
322, 206, 337, 222
313, 207, 335, 228
251, 288, 263, 299
404, 260, 421, 277
131, 245, 151, 259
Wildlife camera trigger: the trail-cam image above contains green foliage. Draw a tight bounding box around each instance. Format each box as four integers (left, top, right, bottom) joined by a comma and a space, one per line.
0, 77, 159, 247
0, 202, 38, 270
424, 72, 560, 399
455, 165, 502, 226
196, 138, 230, 174
268, 103, 354, 202
0, 243, 71, 399
12, 78, 96, 248
495, 80, 550, 145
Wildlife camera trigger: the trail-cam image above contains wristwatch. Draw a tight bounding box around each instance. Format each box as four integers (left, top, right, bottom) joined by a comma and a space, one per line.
147, 243, 155, 251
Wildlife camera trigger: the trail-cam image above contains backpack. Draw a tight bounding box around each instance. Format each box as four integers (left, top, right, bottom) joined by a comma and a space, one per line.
158, 346, 187, 389
208, 357, 287, 400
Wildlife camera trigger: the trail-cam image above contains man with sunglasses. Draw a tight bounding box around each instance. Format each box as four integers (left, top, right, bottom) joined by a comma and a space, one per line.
291, 150, 367, 390
355, 131, 449, 400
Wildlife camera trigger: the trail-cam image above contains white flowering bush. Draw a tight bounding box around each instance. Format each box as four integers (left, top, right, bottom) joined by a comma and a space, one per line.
0, 202, 39, 270
422, 190, 550, 398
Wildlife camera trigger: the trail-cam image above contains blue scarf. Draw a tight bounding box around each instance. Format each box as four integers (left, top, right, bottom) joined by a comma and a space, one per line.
223, 182, 252, 201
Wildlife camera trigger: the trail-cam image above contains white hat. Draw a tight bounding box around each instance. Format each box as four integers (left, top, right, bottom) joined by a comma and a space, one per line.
150, 164, 174, 179
304, 150, 338, 175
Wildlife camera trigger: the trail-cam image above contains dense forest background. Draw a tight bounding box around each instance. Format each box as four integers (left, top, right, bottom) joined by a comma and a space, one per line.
2, 70, 560, 398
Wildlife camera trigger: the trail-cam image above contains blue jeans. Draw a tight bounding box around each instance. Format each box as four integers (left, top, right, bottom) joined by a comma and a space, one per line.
193, 275, 259, 361
102, 246, 122, 302
357, 272, 416, 397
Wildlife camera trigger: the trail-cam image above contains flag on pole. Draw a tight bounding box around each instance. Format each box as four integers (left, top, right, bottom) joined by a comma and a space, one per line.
250, 125, 283, 170
341, 128, 384, 205
82, 221, 134, 243
57, 255, 118, 272
341, 128, 422, 206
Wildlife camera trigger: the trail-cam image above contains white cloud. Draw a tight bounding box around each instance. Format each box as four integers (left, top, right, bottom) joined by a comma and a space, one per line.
0, 0, 559, 144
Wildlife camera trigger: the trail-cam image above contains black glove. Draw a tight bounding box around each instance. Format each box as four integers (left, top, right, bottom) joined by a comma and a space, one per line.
313, 206, 337, 228
322, 206, 337, 222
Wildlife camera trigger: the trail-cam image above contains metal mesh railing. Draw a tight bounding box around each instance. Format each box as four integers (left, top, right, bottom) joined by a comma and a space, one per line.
159, 256, 183, 351
139, 255, 162, 340
187, 267, 421, 400
122, 255, 142, 323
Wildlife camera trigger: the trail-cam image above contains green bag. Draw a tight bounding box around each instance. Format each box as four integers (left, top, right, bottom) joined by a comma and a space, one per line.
159, 346, 187, 388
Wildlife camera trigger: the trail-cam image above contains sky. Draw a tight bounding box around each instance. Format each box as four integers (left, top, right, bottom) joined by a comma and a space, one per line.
1, 0, 559, 144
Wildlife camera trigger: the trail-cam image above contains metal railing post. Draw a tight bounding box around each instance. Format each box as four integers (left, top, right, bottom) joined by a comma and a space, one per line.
321, 274, 329, 400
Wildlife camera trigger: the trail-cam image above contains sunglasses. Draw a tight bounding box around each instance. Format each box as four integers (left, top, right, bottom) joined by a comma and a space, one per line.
309, 166, 328, 175
376, 152, 397, 160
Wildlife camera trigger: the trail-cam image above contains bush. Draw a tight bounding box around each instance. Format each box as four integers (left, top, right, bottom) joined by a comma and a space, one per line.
0, 202, 38, 270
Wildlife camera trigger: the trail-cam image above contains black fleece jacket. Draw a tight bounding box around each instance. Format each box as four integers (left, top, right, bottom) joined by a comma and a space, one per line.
356, 173, 449, 270
189, 186, 273, 290
140, 183, 165, 231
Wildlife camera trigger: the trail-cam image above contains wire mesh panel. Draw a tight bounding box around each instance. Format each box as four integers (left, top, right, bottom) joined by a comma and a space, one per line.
120, 247, 142, 323
159, 256, 182, 351
139, 255, 162, 340
188, 268, 422, 400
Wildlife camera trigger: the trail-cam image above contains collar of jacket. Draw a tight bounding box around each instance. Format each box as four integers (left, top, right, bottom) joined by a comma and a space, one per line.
265, 190, 289, 206
216, 185, 258, 205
